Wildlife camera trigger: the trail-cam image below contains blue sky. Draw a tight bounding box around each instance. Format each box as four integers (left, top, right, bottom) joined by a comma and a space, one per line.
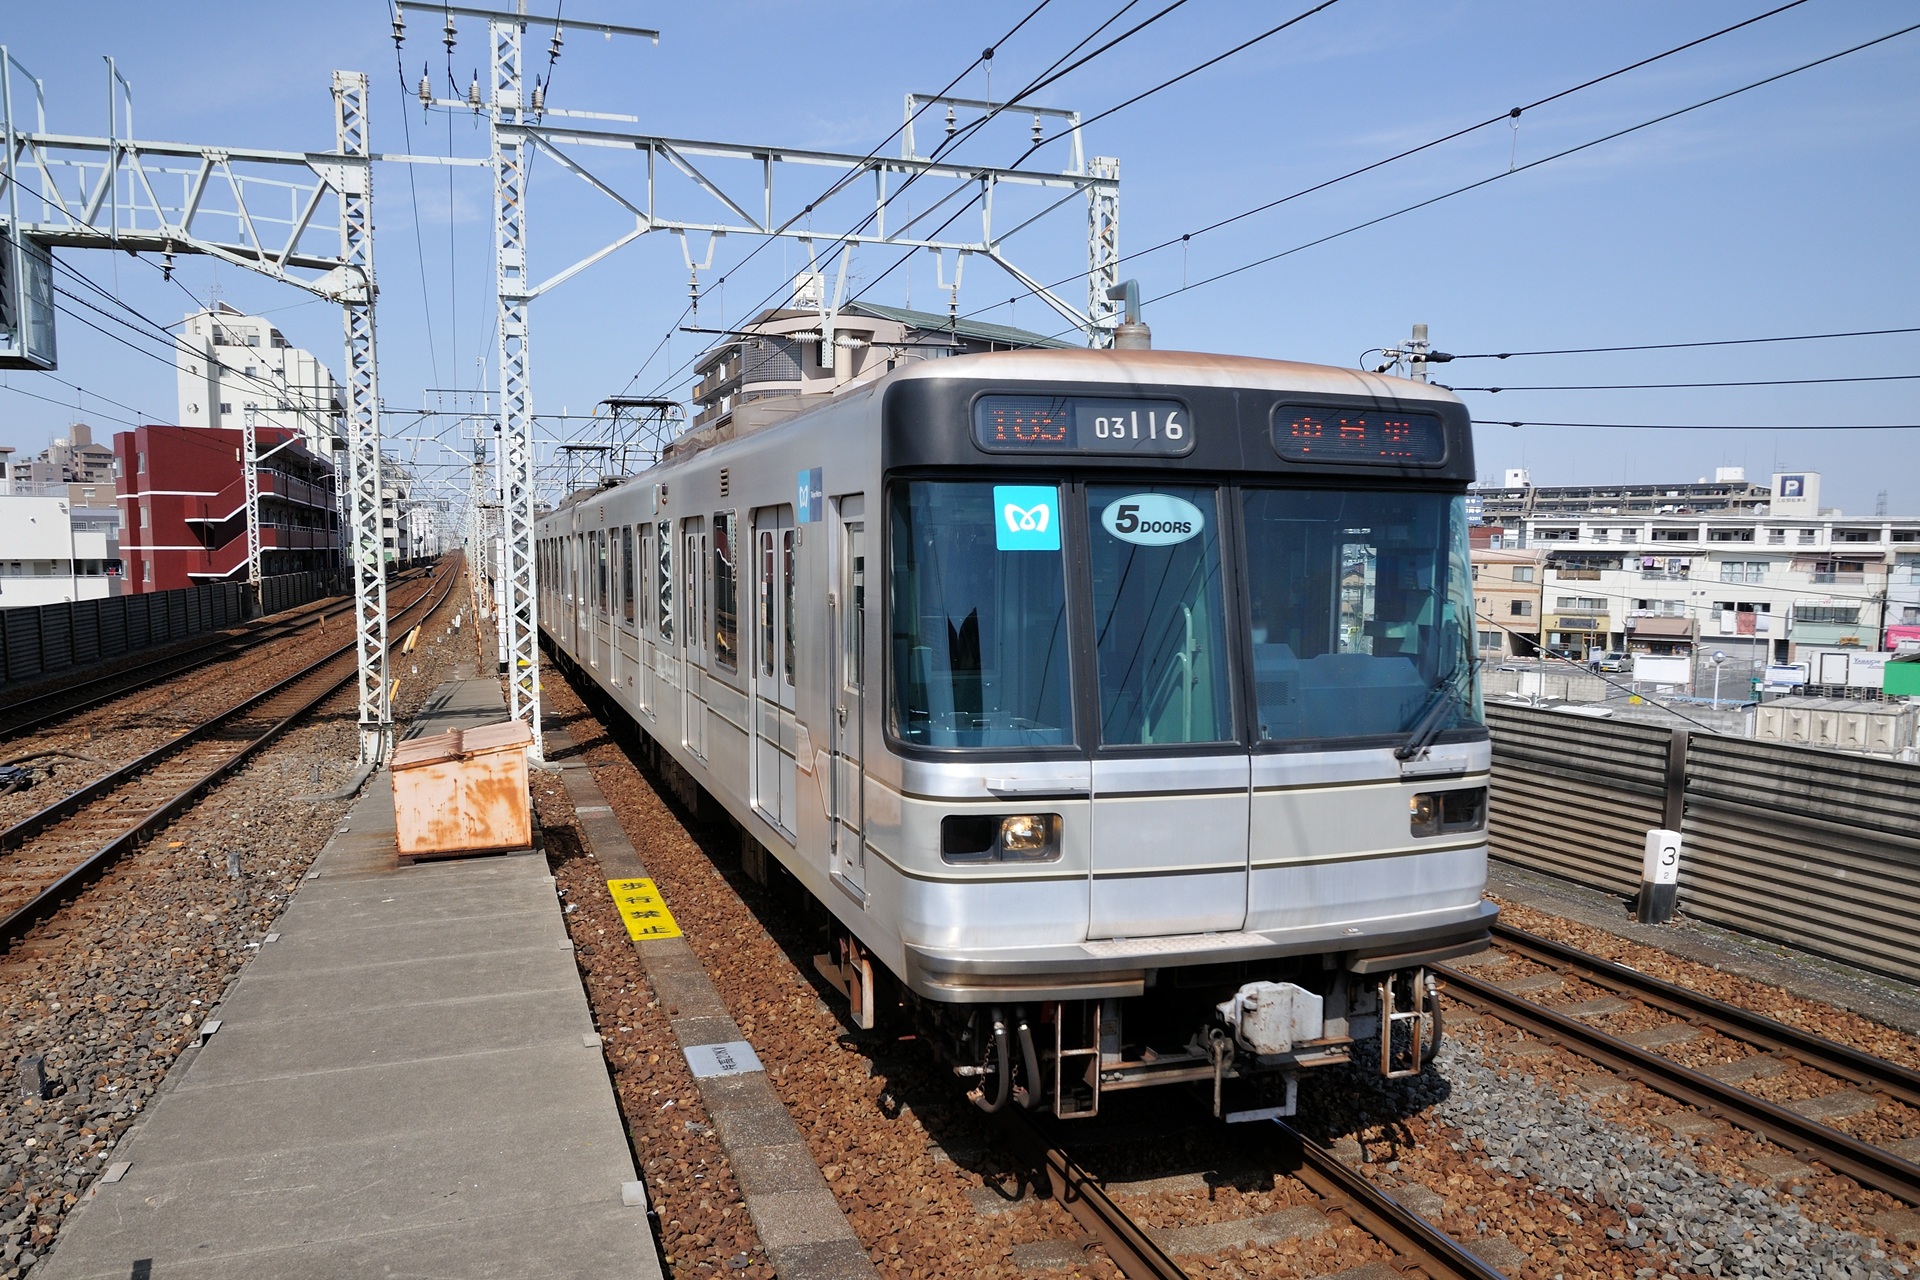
3, 1, 1916, 513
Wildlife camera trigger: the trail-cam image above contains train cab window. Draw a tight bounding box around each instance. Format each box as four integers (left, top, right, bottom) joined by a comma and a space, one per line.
1085, 484, 1232, 746
1239, 489, 1478, 744
656, 520, 673, 643
888, 480, 1072, 748
621, 526, 636, 625
713, 511, 739, 670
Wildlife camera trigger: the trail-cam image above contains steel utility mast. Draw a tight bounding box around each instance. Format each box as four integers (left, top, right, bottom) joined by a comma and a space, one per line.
0, 52, 395, 764
394, 2, 1121, 757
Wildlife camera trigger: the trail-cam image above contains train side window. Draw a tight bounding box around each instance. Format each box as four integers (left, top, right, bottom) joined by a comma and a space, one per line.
682, 519, 706, 662
783, 529, 796, 684
758, 528, 776, 679
597, 530, 610, 615
639, 525, 653, 631
845, 520, 865, 690
656, 520, 673, 643
621, 526, 636, 625
713, 510, 739, 671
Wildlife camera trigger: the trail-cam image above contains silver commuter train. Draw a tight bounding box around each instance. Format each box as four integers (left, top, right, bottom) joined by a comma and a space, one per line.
537, 347, 1495, 1120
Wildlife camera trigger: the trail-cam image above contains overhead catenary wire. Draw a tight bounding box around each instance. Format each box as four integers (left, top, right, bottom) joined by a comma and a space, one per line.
45, 277, 341, 449
623, 0, 1172, 404
1472, 419, 1920, 431
1453, 373, 1920, 392
389, 0, 443, 386
49, 268, 323, 415
1035, 18, 1920, 342
0, 379, 146, 430
955, 0, 1818, 328
840, 0, 1347, 313
607, 0, 1077, 403
1449, 325, 1920, 360
625, 0, 1313, 405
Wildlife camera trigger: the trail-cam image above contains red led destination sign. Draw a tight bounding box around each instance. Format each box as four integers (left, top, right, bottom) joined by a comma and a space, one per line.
973, 395, 1193, 456
1271, 406, 1446, 465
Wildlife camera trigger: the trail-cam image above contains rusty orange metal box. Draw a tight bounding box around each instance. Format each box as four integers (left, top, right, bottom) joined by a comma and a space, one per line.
390, 719, 533, 858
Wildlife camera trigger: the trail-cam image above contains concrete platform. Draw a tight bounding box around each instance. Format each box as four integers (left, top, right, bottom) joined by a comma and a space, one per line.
39, 677, 662, 1280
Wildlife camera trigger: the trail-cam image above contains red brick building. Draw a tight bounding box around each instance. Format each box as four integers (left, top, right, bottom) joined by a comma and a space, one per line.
114, 424, 341, 592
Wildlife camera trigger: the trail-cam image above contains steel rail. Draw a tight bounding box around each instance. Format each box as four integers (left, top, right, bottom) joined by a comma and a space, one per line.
1490, 923, 1920, 1110
1014, 1111, 1509, 1280
0, 571, 440, 852
1019, 1114, 1188, 1280
0, 567, 431, 741
1271, 1122, 1512, 1280
0, 563, 459, 947
1440, 964, 1920, 1206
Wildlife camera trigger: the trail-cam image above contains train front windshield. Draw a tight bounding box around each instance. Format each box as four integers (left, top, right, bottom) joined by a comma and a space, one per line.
888, 481, 1478, 750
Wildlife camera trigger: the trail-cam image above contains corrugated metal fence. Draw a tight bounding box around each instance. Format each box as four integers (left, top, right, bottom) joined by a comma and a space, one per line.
1487, 703, 1920, 984
0, 572, 328, 689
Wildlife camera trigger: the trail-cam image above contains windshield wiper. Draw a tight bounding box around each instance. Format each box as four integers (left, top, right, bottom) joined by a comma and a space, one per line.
1393, 659, 1475, 761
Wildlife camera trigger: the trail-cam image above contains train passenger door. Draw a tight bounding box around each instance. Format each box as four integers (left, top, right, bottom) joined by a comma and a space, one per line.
592, 529, 609, 672
636, 524, 655, 713
582, 531, 598, 669
653, 519, 675, 716
751, 506, 797, 836
827, 495, 868, 899
1084, 483, 1250, 938
615, 525, 639, 692
681, 516, 708, 760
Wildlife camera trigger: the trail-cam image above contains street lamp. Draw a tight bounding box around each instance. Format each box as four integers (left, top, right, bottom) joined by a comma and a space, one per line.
1711, 649, 1727, 708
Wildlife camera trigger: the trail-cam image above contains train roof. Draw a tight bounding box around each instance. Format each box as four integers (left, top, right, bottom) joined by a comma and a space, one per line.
888, 347, 1463, 407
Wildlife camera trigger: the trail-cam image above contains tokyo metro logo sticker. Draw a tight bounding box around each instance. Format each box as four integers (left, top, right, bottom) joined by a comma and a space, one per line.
994, 485, 1060, 552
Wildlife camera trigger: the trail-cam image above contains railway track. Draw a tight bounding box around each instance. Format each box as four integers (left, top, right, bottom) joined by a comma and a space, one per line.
0, 561, 458, 947
0, 567, 432, 742
1438, 922, 1920, 1205
1019, 1112, 1508, 1280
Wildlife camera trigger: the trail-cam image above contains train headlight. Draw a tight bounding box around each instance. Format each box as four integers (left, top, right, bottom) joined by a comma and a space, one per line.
940, 814, 1061, 863
1000, 814, 1052, 856
1410, 787, 1487, 837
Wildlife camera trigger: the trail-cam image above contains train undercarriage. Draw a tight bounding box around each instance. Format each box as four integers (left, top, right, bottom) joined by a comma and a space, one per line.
813, 926, 1445, 1122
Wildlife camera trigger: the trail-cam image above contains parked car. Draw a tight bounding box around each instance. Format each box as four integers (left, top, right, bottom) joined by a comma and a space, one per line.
1589, 650, 1631, 673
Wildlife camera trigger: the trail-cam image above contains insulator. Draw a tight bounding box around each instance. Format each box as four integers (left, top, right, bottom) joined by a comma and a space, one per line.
531, 80, 546, 113
548, 26, 564, 61
944, 105, 956, 136
417, 70, 432, 106
467, 73, 482, 111
391, 11, 406, 47
443, 13, 457, 51
1032, 113, 1043, 144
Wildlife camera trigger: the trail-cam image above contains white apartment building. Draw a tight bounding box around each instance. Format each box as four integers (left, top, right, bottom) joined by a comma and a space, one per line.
176, 304, 343, 455
0, 493, 125, 607
1491, 472, 1919, 665
399, 504, 441, 560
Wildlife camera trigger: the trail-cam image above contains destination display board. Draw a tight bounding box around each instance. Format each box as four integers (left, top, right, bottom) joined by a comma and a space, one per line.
1271, 405, 1447, 465
973, 395, 1193, 456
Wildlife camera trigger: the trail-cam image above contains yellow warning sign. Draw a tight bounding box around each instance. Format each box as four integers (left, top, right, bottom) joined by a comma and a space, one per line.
606, 878, 683, 941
